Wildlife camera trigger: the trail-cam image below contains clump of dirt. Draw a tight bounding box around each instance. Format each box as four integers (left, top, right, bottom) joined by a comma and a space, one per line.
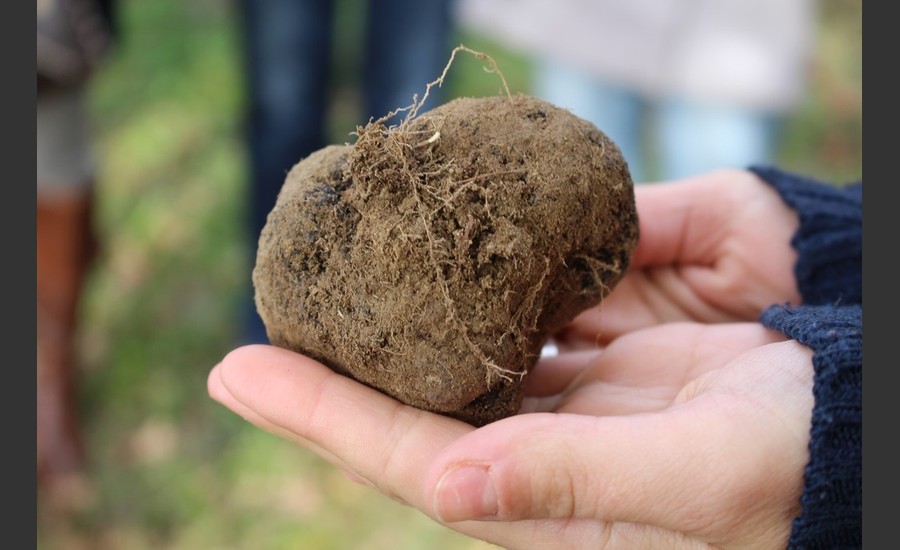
253, 64, 638, 426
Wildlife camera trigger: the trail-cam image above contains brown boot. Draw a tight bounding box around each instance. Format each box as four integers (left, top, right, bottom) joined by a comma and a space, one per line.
37, 187, 97, 490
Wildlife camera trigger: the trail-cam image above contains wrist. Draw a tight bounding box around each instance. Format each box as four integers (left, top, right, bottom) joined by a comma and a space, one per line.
748, 166, 862, 306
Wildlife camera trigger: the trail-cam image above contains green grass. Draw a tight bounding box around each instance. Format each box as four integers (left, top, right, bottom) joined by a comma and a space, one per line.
37, 0, 860, 548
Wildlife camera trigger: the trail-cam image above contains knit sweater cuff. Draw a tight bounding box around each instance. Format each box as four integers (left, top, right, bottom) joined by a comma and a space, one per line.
760, 304, 862, 549
749, 166, 862, 306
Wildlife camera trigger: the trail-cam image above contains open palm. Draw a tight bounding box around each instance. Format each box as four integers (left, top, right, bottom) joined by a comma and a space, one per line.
209, 321, 813, 549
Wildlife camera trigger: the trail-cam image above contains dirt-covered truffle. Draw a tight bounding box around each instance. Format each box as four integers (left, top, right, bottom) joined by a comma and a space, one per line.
253, 94, 638, 426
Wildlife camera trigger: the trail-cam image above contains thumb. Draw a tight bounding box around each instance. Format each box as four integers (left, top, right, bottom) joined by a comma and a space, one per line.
424, 407, 745, 532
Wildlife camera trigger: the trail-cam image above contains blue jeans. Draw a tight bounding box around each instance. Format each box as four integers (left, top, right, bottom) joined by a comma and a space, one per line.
239, 0, 452, 343
533, 59, 780, 184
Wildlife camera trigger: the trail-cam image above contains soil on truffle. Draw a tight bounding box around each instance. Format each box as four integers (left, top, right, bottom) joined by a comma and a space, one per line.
253, 94, 638, 426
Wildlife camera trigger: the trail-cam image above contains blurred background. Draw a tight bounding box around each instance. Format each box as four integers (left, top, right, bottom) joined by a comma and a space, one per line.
37, 0, 861, 548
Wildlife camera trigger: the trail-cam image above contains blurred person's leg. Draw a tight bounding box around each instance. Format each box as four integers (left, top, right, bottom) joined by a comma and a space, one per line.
363, 0, 453, 123
532, 58, 647, 184
239, 0, 333, 343
37, 85, 97, 487
656, 97, 780, 181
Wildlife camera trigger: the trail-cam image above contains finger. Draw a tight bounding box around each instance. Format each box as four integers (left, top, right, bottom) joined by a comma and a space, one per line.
571, 322, 781, 386
554, 173, 741, 344
627, 171, 800, 318
526, 324, 778, 417
424, 408, 740, 531
520, 350, 602, 413
561, 271, 733, 345
628, 173, 738, 268
553, 323, 784, 417
209, 345, 472, 507
524, 349, 602, 396
552, 306, 605, 350
208, 360, 354, 473
208, 346, 611, 548
521, 350, 602, 412
558, 265, 744, 347
424, 334, 800, 532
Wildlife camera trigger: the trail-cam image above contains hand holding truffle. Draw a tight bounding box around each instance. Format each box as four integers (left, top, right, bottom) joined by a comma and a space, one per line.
554, 168, 802, 350
208, 321, 813, 549
208, 170, 823, 549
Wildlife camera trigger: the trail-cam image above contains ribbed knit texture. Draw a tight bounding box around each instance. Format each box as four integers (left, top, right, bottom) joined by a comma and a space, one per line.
761, 305, 862, 549
750, 166, 862, 306
751, 166, 862, 549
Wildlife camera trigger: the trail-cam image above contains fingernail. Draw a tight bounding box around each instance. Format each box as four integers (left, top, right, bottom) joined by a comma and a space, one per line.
434, 465, 498, 522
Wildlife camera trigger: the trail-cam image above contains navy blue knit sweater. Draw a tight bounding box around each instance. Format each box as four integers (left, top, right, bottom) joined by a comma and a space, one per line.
749, 166, 862, 549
